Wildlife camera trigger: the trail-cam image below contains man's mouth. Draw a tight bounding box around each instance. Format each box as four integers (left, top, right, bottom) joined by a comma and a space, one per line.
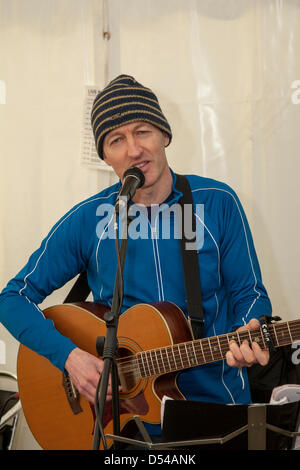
131, 161, 149, 170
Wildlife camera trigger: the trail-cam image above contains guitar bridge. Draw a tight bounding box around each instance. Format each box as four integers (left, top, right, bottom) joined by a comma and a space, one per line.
62, 373, 83, 415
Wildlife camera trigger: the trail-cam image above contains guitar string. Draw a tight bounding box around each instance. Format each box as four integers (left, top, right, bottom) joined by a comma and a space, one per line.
113, 325, 300, 372
115, 324, 300, 371
115, 325, 300, 377
115, 323, 300, 369
115, 324, 300, 373
116, 330, 300, 375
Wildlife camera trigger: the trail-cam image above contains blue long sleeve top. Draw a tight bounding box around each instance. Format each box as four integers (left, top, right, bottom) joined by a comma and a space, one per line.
0, 170, 272, 411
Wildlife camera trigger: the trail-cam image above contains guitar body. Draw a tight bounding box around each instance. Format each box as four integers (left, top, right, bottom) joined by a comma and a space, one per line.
17, 302, 192, 450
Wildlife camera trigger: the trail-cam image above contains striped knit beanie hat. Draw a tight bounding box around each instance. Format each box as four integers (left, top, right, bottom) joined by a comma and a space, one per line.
91, 75, 172, 159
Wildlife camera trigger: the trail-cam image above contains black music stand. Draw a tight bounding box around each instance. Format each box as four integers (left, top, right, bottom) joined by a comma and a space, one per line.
105, 400, 300, 450
160, 400, 300, 450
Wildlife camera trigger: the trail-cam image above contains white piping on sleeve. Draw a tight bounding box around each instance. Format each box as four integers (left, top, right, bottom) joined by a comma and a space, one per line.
150, 224, 162, 302
238, 368, 245, 390
222, 359, 236, 404
153, 215, 165, 301
95, 212, 114, 273
214, 291, 237, 403
24, 295, 45, 319
194, 211, 221, 287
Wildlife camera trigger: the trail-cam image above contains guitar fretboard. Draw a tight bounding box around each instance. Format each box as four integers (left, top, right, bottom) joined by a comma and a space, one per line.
134, 320, 300, 379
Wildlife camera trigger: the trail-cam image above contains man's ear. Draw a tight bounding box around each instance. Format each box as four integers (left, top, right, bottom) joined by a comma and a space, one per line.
163, 132, 170, 147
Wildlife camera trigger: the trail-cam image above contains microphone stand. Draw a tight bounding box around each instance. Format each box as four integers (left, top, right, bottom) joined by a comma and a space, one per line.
92, 203, 132, 450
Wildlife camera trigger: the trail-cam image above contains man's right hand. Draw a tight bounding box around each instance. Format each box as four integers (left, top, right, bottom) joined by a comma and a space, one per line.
64, 347, 113, 404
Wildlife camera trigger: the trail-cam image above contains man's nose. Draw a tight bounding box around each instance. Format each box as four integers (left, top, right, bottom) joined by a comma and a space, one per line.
126, 136, 142, 159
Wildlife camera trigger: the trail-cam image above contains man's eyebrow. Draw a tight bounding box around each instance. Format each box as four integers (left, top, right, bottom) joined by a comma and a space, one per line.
106, 123, 152, 140
135, 122, 151, 129
107, 129, 122, 139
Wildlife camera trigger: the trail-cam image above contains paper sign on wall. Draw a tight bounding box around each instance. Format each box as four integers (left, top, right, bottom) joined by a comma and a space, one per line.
80, 86, 111, 169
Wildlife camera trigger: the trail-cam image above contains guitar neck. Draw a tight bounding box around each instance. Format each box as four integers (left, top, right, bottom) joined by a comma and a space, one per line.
136, 319, 300, 379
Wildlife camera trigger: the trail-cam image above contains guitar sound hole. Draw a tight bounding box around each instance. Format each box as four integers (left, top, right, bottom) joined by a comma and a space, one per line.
117, 348, 139, 393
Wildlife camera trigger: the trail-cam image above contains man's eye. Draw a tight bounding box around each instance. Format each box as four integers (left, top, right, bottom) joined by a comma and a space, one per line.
111, 137, 121, 145
138, 130, 149, 135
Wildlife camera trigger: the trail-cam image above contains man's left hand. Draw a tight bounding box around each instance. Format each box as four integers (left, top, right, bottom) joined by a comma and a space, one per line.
225, 318, 269, 368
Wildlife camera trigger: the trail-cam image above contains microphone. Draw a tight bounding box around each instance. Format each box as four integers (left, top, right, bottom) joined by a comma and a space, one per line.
115, 166, 145, 213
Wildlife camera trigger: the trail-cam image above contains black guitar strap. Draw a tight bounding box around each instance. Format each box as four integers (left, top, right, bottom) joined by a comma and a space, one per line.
63, 271, 90, 303
64, 175, 205, 339
175, 174, 204, 339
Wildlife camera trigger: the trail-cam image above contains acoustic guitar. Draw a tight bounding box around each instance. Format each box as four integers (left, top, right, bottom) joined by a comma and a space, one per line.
17, 301, 300, 450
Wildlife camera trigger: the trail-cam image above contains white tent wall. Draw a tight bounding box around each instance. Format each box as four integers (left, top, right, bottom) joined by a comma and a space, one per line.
0, 0, 300, 450
114, 0, 300, 323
